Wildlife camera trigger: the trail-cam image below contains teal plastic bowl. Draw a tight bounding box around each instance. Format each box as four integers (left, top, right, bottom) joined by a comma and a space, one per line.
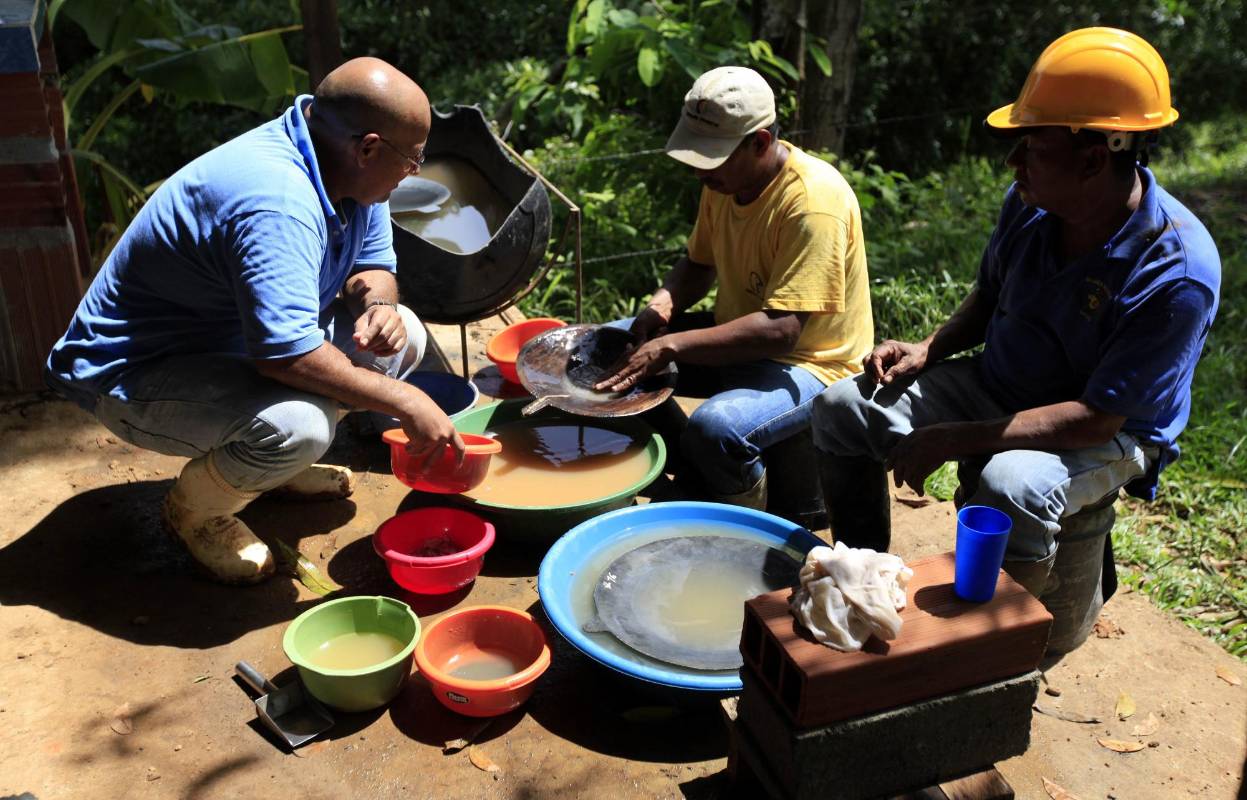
282, 596, 421, 712
450, 400, 667, 544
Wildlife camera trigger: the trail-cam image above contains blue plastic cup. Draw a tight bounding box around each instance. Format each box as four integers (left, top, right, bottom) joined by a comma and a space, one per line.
954, 505, 1013, 602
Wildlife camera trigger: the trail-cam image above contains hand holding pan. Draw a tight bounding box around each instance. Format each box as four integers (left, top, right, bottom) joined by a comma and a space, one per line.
516, 325, 676, 418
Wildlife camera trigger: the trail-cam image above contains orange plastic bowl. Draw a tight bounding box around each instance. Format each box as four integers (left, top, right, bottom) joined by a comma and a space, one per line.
373, 507, 496, 594
381, 428, 501, 494
486, 318, 566, 385
415, 606, 552, 717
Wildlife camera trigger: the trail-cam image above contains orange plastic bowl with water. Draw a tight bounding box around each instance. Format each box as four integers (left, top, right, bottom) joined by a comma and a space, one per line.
381, 428, 501, 494
415, 605, 552, 717
373, 507, 496, 594
486, 318, 566, 384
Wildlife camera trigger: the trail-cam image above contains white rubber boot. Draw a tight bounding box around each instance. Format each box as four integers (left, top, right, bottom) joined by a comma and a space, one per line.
162, 455, 274, 584
267, 464, 356, 500
708, 471, 769, 511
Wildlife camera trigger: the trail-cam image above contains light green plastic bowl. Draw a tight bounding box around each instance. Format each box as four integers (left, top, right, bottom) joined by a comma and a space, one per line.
282, 595, 421, 712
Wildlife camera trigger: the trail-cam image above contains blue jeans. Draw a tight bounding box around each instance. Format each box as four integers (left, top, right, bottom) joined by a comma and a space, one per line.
812, 357, 1156, 562
610, 313, 828, 496
93, 300, 425, 492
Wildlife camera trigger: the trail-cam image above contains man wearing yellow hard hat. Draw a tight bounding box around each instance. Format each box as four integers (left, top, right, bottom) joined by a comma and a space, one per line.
811, 28, 1221, 659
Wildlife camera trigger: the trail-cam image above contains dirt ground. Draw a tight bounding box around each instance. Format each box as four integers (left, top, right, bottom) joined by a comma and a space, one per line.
1, 385, 1244, 800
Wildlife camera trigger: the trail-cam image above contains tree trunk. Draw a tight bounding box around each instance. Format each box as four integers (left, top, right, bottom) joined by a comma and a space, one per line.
757, 0, 863, 154
300, 0, 343, 90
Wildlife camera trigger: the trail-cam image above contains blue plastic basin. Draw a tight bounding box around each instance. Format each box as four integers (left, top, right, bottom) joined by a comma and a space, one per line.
372, 371, 480, 431
538, 501, 824, 693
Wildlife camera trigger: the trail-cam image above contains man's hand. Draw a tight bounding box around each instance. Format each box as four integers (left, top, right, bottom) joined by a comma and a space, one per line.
863, 340, 929, 386
354, 304, 406, 356
629, 305, 670, 345
397, 390, 465, 473
594, 337, 676, 393
886, 425, 956, 496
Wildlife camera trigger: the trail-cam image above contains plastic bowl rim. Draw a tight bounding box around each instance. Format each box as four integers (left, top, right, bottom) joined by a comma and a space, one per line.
451, 400, 668, 513
414, 605, 553, 691
282, 595, 421, 677
485, 317, 567, 363
537, 501, 823, 692
374, 507, 497, 568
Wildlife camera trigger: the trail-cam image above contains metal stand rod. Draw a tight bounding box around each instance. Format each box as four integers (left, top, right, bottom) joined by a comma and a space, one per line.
495, 137, 584, 324
459, 323, 469, 379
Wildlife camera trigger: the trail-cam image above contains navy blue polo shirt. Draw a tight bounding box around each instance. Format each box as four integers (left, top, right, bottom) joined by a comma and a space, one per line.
976, 167, 1220, 499
46, 94, 396, 410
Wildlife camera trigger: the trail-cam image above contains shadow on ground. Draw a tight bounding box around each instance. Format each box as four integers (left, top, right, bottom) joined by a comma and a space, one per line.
0, 481, 352, 648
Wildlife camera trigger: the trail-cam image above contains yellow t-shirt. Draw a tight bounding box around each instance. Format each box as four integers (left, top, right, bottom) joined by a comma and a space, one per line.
686, 142, 874, 385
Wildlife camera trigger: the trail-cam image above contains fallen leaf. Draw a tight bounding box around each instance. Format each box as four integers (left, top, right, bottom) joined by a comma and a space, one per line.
110, 703, 134, 735
895, 496, 933, 508
1115, 691, 1136, 720
1093, 616, 1125, 639
1216, 665, 1242, 686
1131, 712, 1160, 737
468, 746, 501, 774
443, 719, 495, 754
1097, 738, 1145, 753
1042, 776, 1081, 800
621, 705, 680, 723
1033, 704, 1101, 724
273, 540, 341, 597
191, 675, 210, 683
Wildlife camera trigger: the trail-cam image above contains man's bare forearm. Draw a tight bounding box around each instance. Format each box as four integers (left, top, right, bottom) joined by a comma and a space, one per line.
645, 257, 717, 321
344, 269, 399, 316
253, 342, 414, 417
919, 288, 994, 363
933, 401, 1126, 457
664, 310, 807, 366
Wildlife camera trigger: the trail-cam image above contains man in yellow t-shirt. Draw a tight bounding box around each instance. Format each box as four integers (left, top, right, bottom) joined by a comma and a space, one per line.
597, 66, 874, 510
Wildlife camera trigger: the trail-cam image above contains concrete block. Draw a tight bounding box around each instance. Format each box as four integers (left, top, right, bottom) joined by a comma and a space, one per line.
736, 667, 1039, 800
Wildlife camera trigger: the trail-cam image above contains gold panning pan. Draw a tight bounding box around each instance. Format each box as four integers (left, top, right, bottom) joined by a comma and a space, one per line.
515, 324, 677, 418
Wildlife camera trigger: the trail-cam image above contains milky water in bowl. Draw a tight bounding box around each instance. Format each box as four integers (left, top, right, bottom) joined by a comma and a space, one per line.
392, 156, 509, 254
448, 647, 523, 681
570, 523, 806, 675
463, 421, 651, 506
308, 631, 405, 670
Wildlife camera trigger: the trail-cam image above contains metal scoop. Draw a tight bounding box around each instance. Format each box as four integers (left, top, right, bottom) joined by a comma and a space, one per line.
389, 176, 452, 214
235, 661, 334, 749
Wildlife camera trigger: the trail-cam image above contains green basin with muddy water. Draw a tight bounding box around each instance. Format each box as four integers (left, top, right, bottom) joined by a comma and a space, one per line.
448, 400, 667, 545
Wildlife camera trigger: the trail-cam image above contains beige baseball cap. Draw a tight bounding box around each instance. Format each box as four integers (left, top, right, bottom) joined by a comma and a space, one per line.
664, 66, 777, 170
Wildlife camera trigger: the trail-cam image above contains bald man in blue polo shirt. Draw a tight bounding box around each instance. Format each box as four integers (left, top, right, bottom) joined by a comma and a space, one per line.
46, 58, 463, 584
812, 29, 1221, 657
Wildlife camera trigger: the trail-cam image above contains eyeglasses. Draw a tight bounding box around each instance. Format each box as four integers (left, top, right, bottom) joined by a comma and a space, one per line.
353, 134, 426, 175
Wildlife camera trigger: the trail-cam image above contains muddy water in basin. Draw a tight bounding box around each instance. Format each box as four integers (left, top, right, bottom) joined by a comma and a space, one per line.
307, 631, 406, 670
463, 421, 651, 506
393, 156, 509, 254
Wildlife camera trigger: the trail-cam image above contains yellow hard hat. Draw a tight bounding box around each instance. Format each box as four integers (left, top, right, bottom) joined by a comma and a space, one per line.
986, 27, 1179, 133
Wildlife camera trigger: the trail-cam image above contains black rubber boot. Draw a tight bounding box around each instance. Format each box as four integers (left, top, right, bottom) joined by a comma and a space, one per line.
817, 450, 891, 552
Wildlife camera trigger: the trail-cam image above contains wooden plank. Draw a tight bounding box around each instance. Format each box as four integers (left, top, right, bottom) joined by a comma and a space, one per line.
741, 552, 1052, 728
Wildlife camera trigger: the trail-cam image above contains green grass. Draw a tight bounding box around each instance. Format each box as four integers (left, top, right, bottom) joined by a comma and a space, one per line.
1112, 119, 1247, 658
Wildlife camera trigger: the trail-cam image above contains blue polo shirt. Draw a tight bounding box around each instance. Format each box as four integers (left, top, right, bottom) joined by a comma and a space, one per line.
976, 167, 1220, 499
45, 94, 396, 410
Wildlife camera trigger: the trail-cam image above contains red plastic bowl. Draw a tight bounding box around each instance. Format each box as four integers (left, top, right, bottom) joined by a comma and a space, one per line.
486, 318, 566, 384
415, 606, 551, 717
381, 428, 501, 494
373, 508, 496, 594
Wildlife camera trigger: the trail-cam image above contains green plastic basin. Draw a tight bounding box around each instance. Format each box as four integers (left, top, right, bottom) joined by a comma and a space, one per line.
450, 400, 667, 544
282, 595, 421, 712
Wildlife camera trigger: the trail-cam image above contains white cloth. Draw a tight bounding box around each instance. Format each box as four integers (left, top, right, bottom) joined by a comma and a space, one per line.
789, 542, 913, 651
